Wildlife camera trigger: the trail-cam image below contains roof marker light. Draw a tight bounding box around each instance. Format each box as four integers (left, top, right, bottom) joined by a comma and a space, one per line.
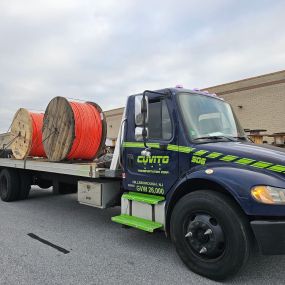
176, 84, 183, 88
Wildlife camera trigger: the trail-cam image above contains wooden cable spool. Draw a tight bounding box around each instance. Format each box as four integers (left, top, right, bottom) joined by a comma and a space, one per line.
10, 108, 46, 159
42, 97, 107, 162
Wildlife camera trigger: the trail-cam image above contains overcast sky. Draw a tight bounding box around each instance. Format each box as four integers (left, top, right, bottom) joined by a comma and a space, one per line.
0, 0, 285, 132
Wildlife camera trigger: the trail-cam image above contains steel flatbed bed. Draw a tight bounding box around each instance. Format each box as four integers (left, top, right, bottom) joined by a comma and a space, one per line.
0, 158, 121, 179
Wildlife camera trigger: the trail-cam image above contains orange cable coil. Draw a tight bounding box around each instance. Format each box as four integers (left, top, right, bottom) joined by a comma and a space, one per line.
42, 97, 106, 161
67, 101, 103, 160
29, 112, 46, 157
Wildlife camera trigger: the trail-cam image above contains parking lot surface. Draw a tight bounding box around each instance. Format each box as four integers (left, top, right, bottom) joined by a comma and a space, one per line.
0, 187, 284, 285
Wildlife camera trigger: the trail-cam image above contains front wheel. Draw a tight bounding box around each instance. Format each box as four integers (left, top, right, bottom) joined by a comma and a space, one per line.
170, 190, 252, 281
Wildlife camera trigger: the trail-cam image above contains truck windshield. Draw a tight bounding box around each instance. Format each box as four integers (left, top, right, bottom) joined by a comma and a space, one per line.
177, 93, 245, 141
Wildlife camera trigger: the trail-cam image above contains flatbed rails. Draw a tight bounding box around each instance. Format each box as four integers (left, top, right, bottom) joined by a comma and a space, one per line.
0, 158, 122, 179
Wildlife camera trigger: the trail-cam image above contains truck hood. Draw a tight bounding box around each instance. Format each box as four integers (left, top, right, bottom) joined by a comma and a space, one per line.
202, 141, 285, 173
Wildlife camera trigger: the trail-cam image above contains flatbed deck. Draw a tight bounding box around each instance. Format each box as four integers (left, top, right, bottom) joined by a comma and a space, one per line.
0, 158, 121, 179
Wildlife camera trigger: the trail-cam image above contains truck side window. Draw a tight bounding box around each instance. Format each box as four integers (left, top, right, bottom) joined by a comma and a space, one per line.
148, 99, 172, 140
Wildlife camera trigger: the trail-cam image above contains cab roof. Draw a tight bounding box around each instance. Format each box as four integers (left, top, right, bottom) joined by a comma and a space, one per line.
130, 87, 224, 101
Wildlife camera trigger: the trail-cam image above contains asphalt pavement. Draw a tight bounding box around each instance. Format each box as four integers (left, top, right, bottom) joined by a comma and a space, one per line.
0, 187, 284, 285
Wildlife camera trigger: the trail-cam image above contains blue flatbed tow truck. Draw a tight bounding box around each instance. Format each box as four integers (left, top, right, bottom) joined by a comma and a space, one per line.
0, 87, 285, 281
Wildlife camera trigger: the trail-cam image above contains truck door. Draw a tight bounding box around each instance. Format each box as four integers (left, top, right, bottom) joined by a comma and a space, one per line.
123, 93, 179, 196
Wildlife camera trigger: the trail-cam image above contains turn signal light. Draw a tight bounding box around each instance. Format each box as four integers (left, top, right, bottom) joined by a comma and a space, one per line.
251, 186, 285, 205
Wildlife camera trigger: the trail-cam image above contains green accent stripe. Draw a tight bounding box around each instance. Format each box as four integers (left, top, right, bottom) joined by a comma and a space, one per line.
220, 155, 239, 162
123, 142, 145, 148
123, 142, 160, 149
122, 142, 285, 174
167, 145, 196, 153
111, 214, 162, 232
122, 192, 165, 205
123, 142, 195, 153
179, 146, 195, 153
147, 143, 160, 148
207, 152, 223, 159
194, 150, 208, 156
268, 165, 285, 173
251, 161, 273, 169
235, 158, 255, 165
167, 144, 179, 151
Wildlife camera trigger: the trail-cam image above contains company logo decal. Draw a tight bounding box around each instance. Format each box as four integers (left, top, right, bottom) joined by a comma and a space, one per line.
137, 156, 169, 164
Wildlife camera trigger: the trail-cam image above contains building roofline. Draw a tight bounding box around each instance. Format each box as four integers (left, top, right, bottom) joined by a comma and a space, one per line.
204, 69, 285, 96
104, 106, 124, 113
204, 69, 285, 90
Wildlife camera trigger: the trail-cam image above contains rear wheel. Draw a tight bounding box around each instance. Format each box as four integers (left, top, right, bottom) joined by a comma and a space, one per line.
58, 183, 77, 194
0, 169, 20, 202
18, 173, 31, 200
170, 190, 252, 281
37, 179, 52, 189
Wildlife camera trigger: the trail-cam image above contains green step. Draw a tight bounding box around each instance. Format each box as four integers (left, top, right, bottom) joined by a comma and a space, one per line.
111, 214, 163, 232
122, 192, 165, 205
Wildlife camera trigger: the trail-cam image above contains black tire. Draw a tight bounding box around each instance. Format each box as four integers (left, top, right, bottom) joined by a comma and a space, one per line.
58, 183, 77, 194
0, 169, 20, 202
37, 180, 52, 189
18, 173, 31, 200
170, 190, 252, 281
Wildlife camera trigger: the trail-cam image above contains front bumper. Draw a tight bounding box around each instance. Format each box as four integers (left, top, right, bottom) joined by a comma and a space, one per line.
251, 220, 285, 255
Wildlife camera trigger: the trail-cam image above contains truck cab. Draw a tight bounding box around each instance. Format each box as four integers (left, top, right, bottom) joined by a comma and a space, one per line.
113, 87, 285, 280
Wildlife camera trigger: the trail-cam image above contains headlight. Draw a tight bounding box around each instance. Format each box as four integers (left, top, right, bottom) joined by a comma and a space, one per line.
251, 186, 285, 205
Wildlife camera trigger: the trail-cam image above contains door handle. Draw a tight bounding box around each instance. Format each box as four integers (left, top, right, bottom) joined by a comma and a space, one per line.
127, 154, 134, 168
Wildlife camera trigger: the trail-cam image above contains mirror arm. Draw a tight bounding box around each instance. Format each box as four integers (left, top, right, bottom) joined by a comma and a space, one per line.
142, 91, 148, 149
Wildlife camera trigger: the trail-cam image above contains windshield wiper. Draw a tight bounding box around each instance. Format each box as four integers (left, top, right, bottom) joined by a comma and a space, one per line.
233, 136, 248, 141
193, 135, 237, 142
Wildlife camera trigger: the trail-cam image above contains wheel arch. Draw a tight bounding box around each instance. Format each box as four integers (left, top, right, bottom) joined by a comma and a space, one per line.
165, 178, 246, 236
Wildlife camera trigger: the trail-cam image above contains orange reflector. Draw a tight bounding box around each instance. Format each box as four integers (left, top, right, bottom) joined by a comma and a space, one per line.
251, 186, 274, 204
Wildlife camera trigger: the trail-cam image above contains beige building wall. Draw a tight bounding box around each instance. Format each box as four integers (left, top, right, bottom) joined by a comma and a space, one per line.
103, 70, 285, 141
104, 107, 124, 141
206, 70, 285, 136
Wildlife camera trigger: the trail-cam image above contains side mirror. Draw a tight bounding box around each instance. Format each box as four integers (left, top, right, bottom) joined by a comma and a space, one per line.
135, 127, 149, 141
135, 95, 148, 126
